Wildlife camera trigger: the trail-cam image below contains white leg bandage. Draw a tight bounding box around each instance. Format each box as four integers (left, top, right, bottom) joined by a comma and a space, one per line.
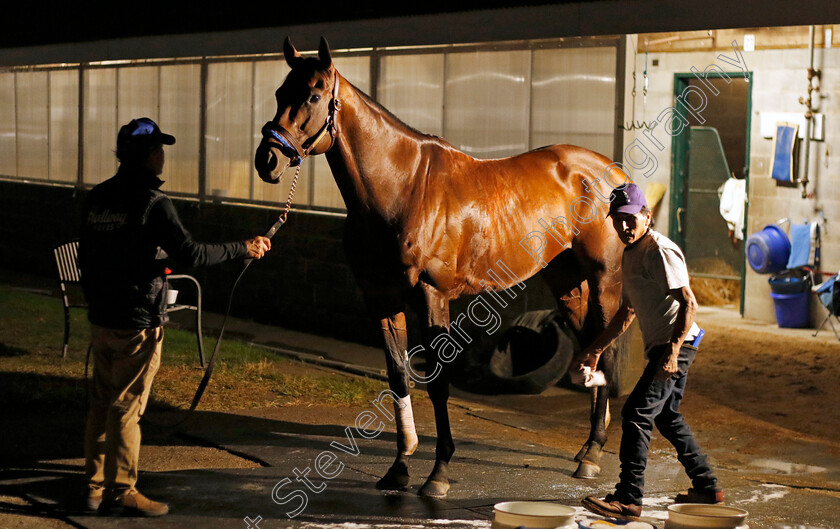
394, 395, 418, 456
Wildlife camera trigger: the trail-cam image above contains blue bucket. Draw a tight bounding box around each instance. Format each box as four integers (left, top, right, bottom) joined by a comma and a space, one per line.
746, 225, 791, 274
770, 291, 810, 328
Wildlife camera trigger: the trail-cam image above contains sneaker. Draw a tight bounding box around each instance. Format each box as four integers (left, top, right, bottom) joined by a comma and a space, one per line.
675, 487, 724, 504
582, 494, 642, 521
99, 490, 169, 517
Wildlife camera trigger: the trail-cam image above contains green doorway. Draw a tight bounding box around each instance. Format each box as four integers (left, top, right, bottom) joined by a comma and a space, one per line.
669, 72, 752, 313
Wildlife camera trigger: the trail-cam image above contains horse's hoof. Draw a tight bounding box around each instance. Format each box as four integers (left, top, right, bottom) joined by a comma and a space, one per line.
418, 479, 449, 498
376, 463, 410, 491
572, 460, 601, 479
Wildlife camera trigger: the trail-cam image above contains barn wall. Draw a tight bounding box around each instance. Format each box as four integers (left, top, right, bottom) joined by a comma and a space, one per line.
0, 179, 560, 350
621, 41, 840, 325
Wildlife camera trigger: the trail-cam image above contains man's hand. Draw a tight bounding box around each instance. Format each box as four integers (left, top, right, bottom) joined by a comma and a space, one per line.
655, 343, 680, 380
245, 236, 271, 259
571, 347, 600, 385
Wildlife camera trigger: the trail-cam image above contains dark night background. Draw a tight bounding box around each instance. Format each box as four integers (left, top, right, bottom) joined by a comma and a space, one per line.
3, 1, 588, 48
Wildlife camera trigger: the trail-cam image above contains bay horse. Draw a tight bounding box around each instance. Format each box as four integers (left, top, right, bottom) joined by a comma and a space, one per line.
255, 37, 628, 498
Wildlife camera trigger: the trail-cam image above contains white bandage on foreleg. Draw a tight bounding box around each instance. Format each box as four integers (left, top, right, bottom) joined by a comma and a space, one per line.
394, 395, 418, 455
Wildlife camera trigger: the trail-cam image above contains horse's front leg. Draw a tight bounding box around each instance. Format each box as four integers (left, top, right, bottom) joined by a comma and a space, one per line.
415, 284, 454, 498
376, 311, 419, 491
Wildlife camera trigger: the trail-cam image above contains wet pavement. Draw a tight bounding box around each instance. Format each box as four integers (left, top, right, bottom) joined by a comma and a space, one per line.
4, 304, 839, 528
56, 400, 839, 529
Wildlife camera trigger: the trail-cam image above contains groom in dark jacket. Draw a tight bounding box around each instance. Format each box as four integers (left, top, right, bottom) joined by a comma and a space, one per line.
79, 117, 270, 517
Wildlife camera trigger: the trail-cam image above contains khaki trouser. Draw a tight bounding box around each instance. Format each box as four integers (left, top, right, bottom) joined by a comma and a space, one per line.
84, 324, 163, 497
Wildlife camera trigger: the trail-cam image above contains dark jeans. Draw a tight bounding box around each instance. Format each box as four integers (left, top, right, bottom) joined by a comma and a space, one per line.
614, 343, 718, 505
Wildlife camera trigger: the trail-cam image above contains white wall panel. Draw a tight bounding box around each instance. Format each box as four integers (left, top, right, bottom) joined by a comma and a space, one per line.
160, 64, 200, 194
117, 66, 159, 126
83, 68, 117, 184
206, 61, 253, 200
445, 50, 530, 160
49, 70, 78, 183
531, 47, 616, 158
378, 54, 444, 136
16, 71, 49, 180
0, 73, 16, 177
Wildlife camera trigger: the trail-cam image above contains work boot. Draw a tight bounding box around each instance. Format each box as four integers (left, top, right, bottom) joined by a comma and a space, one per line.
582, 494, 642, 521
99, 490, 169, 517
674, 487, 724, 504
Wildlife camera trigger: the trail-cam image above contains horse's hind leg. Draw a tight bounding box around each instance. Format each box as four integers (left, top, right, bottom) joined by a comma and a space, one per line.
572, 264, 623, 478
542, 251, 622, 479
375, 309, 420, 491
573, 370, 611, 478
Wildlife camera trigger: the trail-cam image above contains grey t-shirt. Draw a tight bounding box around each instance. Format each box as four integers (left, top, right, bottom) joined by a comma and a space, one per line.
622, 229, 700, 352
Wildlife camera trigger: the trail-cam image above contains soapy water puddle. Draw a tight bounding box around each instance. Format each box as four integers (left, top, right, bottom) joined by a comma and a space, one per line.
750, 458, 827, 475
741, 483, 790, 504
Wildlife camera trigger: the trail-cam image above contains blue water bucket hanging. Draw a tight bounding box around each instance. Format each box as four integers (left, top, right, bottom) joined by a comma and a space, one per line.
746, 225, 791, 274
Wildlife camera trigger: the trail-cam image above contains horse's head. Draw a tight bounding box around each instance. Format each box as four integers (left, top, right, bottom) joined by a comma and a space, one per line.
255, 36, 340, 183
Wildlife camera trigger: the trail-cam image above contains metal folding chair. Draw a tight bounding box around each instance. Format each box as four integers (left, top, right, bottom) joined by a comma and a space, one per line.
164, 273, 206, 367
53, 240, 85, 358
52, 241, 205, 365
813, 273, 840, 341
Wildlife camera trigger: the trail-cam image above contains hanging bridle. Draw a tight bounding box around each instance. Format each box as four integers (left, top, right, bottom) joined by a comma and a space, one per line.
261, 69, 341, 167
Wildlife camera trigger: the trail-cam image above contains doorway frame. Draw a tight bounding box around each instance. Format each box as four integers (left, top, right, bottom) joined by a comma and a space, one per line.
669, 71, 753, 314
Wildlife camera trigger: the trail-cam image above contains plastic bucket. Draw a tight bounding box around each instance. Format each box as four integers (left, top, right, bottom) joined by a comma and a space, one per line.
770, 291, 810, 328
746, 225, 791, 274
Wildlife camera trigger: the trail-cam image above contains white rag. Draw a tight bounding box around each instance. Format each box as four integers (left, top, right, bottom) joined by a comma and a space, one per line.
718, 177, 747, 240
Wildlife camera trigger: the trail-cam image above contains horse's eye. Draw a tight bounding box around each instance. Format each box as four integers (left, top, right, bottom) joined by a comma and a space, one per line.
309, 94, 321, 103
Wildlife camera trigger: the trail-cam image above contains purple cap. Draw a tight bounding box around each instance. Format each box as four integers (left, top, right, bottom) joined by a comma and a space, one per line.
607, 183, 647, 217
117, 117, 175, 149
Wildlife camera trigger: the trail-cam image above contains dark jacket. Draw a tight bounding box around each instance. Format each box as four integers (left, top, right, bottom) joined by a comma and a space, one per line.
79, 164, 247, 329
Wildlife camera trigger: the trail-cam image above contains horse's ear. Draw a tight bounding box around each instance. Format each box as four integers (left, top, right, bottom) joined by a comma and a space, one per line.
284, 37, 303, 69
318, 36, 332, 69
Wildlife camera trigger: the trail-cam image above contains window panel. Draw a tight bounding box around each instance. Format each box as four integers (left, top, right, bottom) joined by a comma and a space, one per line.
0, 73, 15, 177
83, 68, 117, 184
206, 61, 253, 200
49, 70, 79, 183
117, 66, 160, 126
531, 47, 616, 158
311, 56, 370, 210
445, 50, 530, 159
378, 53, 444, 136
160, 64, 200, 194
16, 71, 49, 180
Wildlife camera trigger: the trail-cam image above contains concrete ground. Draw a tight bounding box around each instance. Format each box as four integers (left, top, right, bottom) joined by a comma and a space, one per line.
2, 305, 839, 528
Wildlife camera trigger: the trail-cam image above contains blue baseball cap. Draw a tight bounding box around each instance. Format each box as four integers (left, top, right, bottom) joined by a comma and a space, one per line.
607, 183, 647, 217
117, 117, 176, 149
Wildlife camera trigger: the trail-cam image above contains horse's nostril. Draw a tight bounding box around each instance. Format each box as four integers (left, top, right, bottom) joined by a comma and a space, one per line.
266, 152, 278, 173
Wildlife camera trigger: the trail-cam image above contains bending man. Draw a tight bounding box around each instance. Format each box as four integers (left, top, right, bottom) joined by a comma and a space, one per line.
578, 183, 721, 521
